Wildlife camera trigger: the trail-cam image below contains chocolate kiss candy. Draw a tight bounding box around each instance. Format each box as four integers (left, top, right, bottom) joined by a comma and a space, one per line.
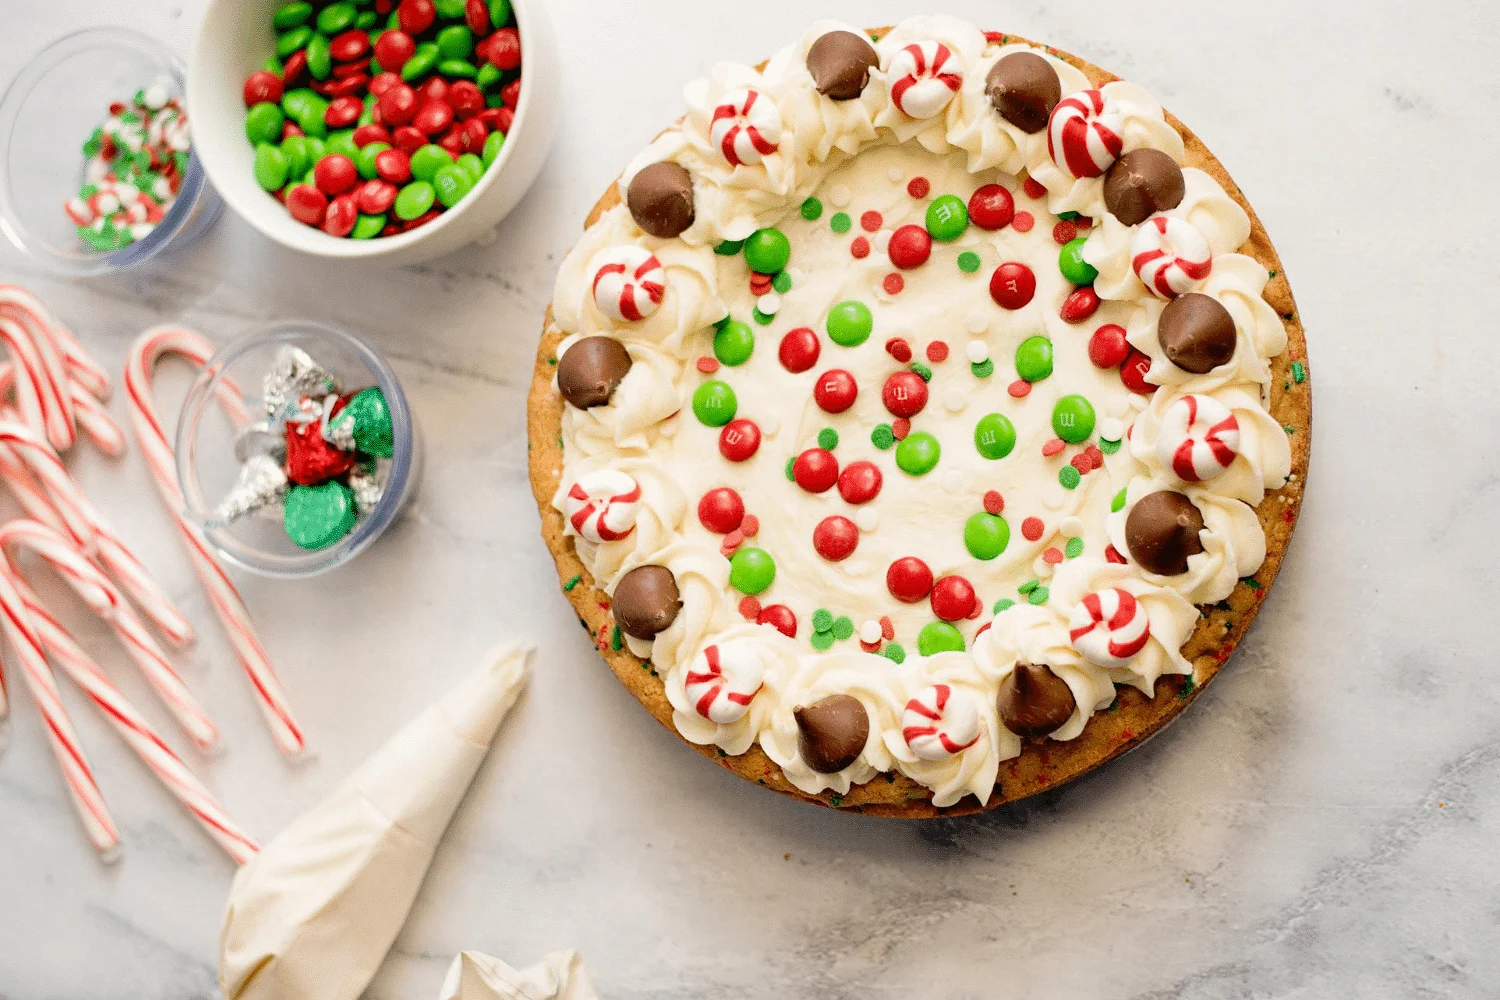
806, 30, 878, 101
1103, 148, 1186, 226
557, 336, 633, 410
795, 694, 869, 773
1125, 490, 1205, 576
996, 662, 1076, 738
1157, 293, 1237, 374
612, 565, 681, 640
285, 412, 357, 486
333, 387, 394, 458
985, 52, 1061, 133
626, 161, 696, 239
283, 480, 358, 550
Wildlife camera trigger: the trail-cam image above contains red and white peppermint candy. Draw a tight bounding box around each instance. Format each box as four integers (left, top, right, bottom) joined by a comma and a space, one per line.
1130, 215, 1212, 298
591, 246, 666, 323
1068, 588, 1151, 668
709, 88, 782, 167
888, 42, 963, 120
684, 641, 764, 724
1047, 89, 1124, 179
565, 468, 641, 543
1156, 393, 1241, 481
901, 683, 980, 760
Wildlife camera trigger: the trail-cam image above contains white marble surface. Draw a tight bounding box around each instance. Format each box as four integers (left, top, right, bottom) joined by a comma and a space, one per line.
2, 1, 1498, 997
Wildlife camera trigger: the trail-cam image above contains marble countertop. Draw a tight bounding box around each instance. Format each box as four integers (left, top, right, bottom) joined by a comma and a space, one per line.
3, 1, 1498, 997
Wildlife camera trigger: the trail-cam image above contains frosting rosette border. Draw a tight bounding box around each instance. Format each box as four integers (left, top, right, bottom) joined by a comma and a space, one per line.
528, 20, 1311, 817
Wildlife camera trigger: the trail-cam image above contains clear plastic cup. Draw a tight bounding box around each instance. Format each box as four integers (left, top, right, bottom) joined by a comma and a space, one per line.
0, 27, 222, 276
175, 320, 420, 578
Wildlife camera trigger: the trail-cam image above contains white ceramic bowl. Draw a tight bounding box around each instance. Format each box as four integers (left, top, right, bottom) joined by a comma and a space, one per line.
188, 0, 557, 266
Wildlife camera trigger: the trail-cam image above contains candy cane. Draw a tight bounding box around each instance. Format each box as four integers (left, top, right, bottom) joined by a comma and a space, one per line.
0, 285, 110, 401
0, 365, 124, 457
0, 562, 118, 855
0, 422, 95, 550
8, 571, 256, 862
126, 326, 305, 757
0, 315, 75, 453
0, 520, 218, 749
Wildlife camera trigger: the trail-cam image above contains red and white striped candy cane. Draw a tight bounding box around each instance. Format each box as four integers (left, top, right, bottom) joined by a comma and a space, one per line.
0, 562, 119, 855
0, 285, 110, 401
0, 365, 124, 457
126, 326, 305, 757
0, 315, 75, 454
9, 572, 257, 862
0, 422, 96, 550
0, 520, 218, 749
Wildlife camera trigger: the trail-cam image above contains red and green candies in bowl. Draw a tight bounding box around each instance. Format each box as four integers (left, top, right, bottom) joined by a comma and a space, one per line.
242, 0, 523, 239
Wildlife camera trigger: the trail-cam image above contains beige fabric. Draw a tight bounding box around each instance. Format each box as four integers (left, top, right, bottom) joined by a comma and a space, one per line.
438, 951, 596, 1000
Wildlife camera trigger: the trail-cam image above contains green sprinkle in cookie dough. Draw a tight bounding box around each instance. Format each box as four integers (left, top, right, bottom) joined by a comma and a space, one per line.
1065, 537, 1085, 558
882, 642, 906, 664
909, 361, 932, 381
1112, 487, 1128, 512
829, 793, 844, 807
1028, 587, 1050, 606
992, 598, 1015, 614
871, 423, 895, 450
714, 239, 744, 256
811, 630, 835, 651
772, 271, 793, 294
832, 615, 854, 641
1241, 577, 1263, 590
801, 197, 823, 221
610, 626, 622, 651
546, 356, 556, 365
830, 211, 852, 233
1057, 211, 1080, 221
1292, 361, 1306, 383
957, 250, 981, 273
1018, 578, 1040, 595
752, 307, 774, 326
1099, 438, 1122, 455
1059, 465, 1081, 489
1178, 676, 1196, 699
812, 608, 834, 633
817, 427, 839, 450
970, 359, 994, 378
785, 456, 796, 481
563, 575, 581, 592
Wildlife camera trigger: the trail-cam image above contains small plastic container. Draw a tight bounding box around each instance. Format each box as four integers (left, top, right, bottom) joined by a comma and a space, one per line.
175, 320, 420, 578
0, 27, 222, 276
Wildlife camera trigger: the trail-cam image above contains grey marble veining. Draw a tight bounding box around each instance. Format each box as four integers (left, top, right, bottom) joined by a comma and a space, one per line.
2, 1, 1498, 998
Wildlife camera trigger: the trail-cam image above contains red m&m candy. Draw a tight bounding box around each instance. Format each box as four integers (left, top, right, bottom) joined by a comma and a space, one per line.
968, 184, 1015, 231
1059, 285, 1100, 323
792, 448, 839, 493
837, 461, 882, 504
314, 154, 358, 195
813, 369, 858, 413
322, 194, 358, 237
813, 516, 859, 561
378, 83, 419, 126
989, 262, 1036, 309
887, 557, 934, 603
882, 370, 928, 418
356, 179, 398, 215
887, 224, 932, 270
719, 418, 761, 461
242, 70, 283, 107
286, 184, 328, 226
930, 575, 978, 621
397, 0, 436, 35
778, 328, 820, 373
1088, 324, 1131, 368
698, 487, 745, 534
757, 604, 797, 638
374, 147, 412, 183
413, 100, 454, 136
1121, 348, 1157, 395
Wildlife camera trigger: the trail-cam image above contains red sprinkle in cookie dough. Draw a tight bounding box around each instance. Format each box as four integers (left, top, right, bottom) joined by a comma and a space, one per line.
850, 236, 871, 258
1012, 211, 1034, 233
983, 490, 1005, 514
1022, 517, 1046, 541
883, 273, 905, 295
906, 176, 931, 198
1022, 176, 1047, 199
1053, 220, 1078, 245
861, 210, 883, 232
885, 337, 913, 362
925, 340, 949, 363
739, 596, 762, 620
740, 514, 759, 537
1042, 438, 1066, 457
1007, 379, 1032, 398
696, 356, 720, 374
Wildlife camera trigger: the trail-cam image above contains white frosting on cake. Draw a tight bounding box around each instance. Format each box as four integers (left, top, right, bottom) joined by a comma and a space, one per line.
547, 18, 1293, 809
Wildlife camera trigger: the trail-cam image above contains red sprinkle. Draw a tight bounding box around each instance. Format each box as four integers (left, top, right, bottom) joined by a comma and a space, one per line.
1070, 451, 1092, 472
720, 529, 745, 556
885, 337, 912, 363
907, 176, 931, 199
1021, 517, 1045, 542
1043, 547, 1064, 564
1007, 379, 1032, 398
1042, 438, 1066, 457
891, 418, 911, 440
740, 514, 759, 537
1105, 544, 1128, 564
1052, 220, 1078, 245
1022, 176, 1047, 200
983, 490, 1005, 515
696, 356, 720, 374
1075, 215, 1093, 229
860, 639, 883, 654
925, 341, 949, 363
1012, 211, 1034, 233
850, 236, 870, 258
860, 210, 883, 232
738, 596, 762, 621
880, 615, 895, 640
883, 273, 905, 295
757, 604, 797, 638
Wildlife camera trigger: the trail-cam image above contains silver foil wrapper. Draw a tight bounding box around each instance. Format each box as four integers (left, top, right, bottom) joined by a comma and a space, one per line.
346, 463, 384, 515
211, 454, 289, 526
319, 395, 358, 451
263, 346, 339, 423
233, 420, 285, 464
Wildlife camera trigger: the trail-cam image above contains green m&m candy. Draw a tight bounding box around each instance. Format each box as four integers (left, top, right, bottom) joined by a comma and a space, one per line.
433, 162, 474, 207
895, 430, 940, 475
964, 512, 1010, 560
410, 144, 453, 182
324, 129, 358, 161
281, 135, 312, 178
1051, 394, 1096, 443
400, 43, 438, 81
1058, 237, 1098, 285
692, 380, 737, 426
729, 547, 776, 595
394, 180, 435, 220
435, 0, 467, 17
974, 412, 1016, 460
253, 144, 288, 191
476, 62, 503, 90
356, 141, 390, 179
283, 481, 357, 550
1015, 335, 1054, 382
436, 24, 474, 60
316, 0, 357, 35
438, 59, 477, 79
713, 239, 744, 256
352, 214, 386, 239
272, 1, 313, 30
481, 131, 505, 166
488, 0, 512, 25
276, 26, 313, 58
713, 321, 755, 366
743, 227, 790, 274
918, 621, 965, 656
925, 194, 968, 242
305, 33, 333, 80
245, 102, 285, 145
826, 300, 872, 347
455, 153, 485, 184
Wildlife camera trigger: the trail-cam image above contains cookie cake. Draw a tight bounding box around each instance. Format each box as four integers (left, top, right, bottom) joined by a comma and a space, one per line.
528, 15, 1310, 816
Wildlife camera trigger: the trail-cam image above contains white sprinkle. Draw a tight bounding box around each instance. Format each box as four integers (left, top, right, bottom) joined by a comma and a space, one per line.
1106, 395, 1132, 418
129, 222, 156, 241
144, 84, 169, 109
965, 340, 989, 364
860, 619, 883, 643
1043, 486, 1066, 510
1058, 516, 1084, 538
873, 229, 891, 254
888, 166, 905, 183
1099, 417, 1124, 442
941, 468, 964, 493
1033, 555, 1054, 578
964, 310, 990, 334
756, 292, 782, 316
855, 507, 879, 532
828, 184, 852, 208
942, 386, 967, 413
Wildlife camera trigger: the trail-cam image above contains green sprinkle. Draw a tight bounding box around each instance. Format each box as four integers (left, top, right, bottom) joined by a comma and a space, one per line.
752, 308, 774, 326
610, 626, 622, 651
1028, 587, 1050, 606
831, 616, 854, 641
1268, 270, 1278, 278
562, 574, 581, 592
1284, 425, 1296, 435
810, 630, 835, 651
714, 239, 744, 256
882, 642, 906, 664
871, 424, 895, 450
817, 427, 839, 450
1241, 577, 1263, 590
992, 598, 1015, 614
970, 359, 995, 379
1178, 675, 1196, 699
909, 362, 932, 381
1059, 465, 1082, 489
830, 211, 852, 233
829, 793, 844, 807
957, 250, 981, 273
801, 197, 823, 220
772, 271, 792, 294
812, 608, 834, 633
1057, 211, 1080, 221
1291, 361, 1306, 383
1099, 438, 1122, 455
1065, 537, 1085, 558
785, 456, 796, 481
1018, 578, 1039, 595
